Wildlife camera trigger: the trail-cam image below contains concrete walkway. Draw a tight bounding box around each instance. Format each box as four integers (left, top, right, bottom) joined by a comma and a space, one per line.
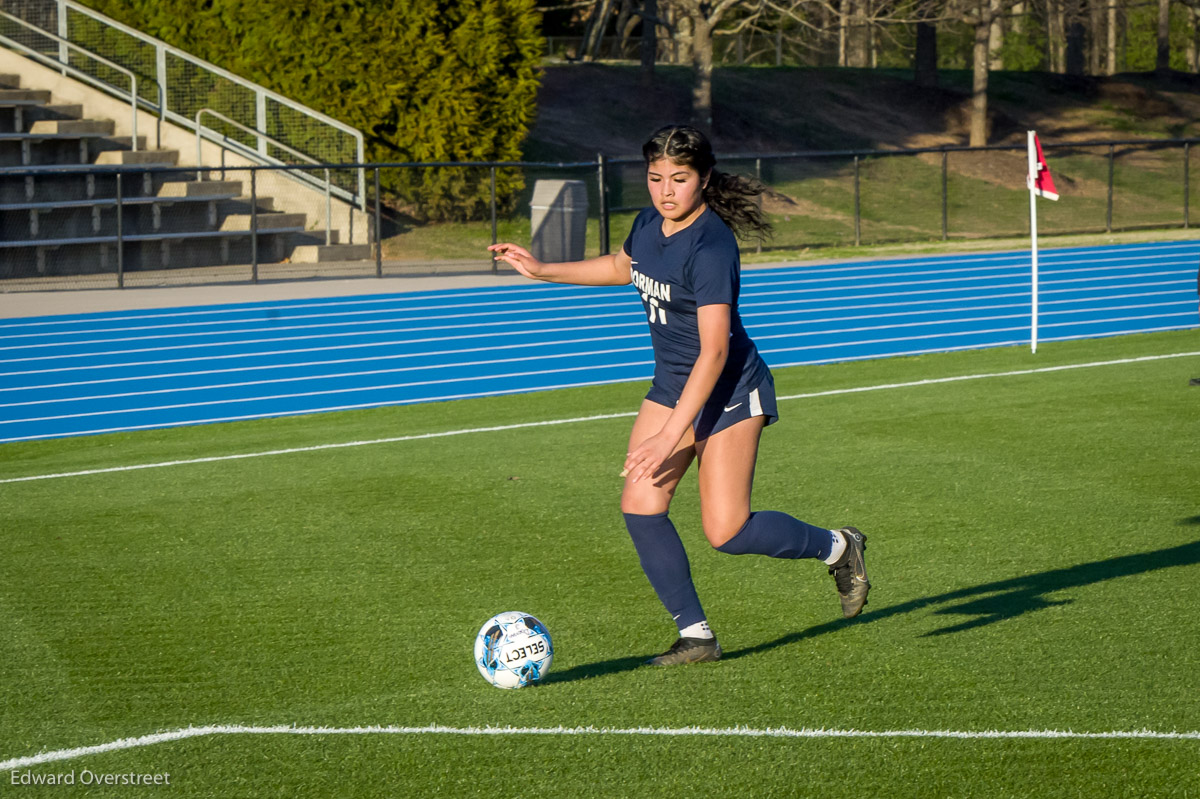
0, 263, 532, 319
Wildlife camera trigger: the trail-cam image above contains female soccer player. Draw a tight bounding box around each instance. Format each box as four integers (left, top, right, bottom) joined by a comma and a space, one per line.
489, 125, 870, 666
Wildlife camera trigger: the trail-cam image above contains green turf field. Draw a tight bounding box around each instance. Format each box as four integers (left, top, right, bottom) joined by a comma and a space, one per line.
2, 330, 1198, 797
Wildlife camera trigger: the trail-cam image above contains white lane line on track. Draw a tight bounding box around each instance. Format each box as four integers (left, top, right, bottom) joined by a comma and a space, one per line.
0, 316, 648, 363
3, 723, 1198, 771
0, 346, 651, 409
0, 359, 657, 426
4, 253, 1193, 340
0, 334, 648, 391
5, 268, 1189, 360
3, 240, 1194, 330
6, 281, 1189, 378
3, 351, 1196, 483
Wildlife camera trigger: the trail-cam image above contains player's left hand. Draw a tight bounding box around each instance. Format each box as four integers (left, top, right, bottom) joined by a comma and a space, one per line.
622, 430, 680, 484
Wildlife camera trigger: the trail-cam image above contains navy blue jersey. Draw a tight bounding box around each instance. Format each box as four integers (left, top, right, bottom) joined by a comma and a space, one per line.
622, 206, 770, 403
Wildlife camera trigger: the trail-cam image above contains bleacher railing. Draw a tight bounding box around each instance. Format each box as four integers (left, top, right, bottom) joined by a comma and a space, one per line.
0, 0, 365, 209
0, 9, 156, 150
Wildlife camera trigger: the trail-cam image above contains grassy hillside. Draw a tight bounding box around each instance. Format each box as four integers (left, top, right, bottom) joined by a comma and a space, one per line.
382, 66, 1200, 263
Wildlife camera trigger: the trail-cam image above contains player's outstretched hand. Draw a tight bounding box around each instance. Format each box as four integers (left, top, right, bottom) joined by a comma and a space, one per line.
489, 243, 544, 280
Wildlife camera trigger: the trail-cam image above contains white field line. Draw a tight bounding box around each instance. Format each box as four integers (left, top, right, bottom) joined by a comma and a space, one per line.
3, 723, 1199, 771
2, 352, 1197, 484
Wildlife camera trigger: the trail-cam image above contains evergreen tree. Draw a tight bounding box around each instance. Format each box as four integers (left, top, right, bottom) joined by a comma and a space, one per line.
81, 0, 544, 221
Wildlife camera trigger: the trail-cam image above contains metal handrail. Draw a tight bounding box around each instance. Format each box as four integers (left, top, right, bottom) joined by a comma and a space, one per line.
57, 0, 366, 210
0, 9, 155, 150
196, 108, 333, 245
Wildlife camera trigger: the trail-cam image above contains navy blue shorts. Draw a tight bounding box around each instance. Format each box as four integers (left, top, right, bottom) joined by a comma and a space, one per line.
646, 372, 779, 442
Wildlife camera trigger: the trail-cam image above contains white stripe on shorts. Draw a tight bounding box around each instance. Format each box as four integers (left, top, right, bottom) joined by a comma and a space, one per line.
749, 387, 763, 417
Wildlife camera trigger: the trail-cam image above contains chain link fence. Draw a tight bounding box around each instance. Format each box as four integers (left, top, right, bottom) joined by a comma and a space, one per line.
2, 138, 1198, 291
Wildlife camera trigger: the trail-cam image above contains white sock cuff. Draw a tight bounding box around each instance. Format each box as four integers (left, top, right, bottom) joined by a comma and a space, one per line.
678, 620, 714, 639
823, 528, 847, 566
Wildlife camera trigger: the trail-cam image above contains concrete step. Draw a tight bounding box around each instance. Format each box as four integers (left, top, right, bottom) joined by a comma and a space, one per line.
98, 136, 148, 151
95, 149, 179, 166
0, 171, 191, 203
29, 119, 114, 135
2, 202, 221, 239
289, 243, 372, 263
219, 212, 306, 232
226, 196, 276, 212
1, 232, 298, 276
0, 89, 51, 103
0, 104, 83, 135
158, 180, 243, 198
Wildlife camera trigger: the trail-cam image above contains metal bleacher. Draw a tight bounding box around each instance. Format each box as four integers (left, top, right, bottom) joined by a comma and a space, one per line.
0, 72, 308, 278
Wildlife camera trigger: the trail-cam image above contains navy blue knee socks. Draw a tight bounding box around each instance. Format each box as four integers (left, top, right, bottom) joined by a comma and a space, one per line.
623, 511, 708, 631
624, 510, 837, 630
716, 510, 837, 561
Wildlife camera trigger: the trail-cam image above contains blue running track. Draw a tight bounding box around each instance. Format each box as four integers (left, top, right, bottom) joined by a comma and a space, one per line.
2, 240, 1197, 443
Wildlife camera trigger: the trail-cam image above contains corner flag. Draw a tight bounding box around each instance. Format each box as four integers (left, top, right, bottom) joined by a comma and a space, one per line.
1027, 132, 1059, 201
1026, 131, 1058, 353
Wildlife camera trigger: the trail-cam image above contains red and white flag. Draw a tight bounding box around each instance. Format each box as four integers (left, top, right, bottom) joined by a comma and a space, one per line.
1027, 132, 1059, 201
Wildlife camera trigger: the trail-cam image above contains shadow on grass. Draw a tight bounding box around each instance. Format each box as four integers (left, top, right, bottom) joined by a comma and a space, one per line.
544, 539, 1200, 683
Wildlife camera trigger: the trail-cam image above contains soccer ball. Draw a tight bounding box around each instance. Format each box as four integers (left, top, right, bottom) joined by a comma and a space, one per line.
474, 611, 554, 689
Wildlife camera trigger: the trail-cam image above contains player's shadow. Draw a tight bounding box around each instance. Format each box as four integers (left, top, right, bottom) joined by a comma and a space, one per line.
543, 538, 1200, 683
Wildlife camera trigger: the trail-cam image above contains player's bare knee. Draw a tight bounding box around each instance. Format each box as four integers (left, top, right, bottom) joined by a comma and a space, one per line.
620, 491, 670, 517
702, 520, 742, 549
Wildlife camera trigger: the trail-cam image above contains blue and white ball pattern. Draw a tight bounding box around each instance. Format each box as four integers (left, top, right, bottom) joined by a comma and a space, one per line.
474, 612, 554, 689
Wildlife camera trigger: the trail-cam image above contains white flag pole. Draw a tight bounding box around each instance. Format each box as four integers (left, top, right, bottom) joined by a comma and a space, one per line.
1027, 131, 1039, 354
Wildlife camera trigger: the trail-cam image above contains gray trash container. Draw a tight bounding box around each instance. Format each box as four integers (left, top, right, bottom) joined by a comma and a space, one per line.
530, 180, 588, 263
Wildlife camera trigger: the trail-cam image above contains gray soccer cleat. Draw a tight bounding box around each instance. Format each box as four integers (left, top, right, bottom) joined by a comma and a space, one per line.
828, 527, 870, 618
645, 636, 722, 666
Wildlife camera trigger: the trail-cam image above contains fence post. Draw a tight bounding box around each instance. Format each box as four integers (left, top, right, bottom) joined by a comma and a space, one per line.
853, 155, 861, 247
115, 170, 124, 289
1106, 144, 1114, 233
250, 169, 259, 284
490, 165, 498, 273
374, 167, 383, 278
598, 153, 610, 256
756, 157, 763, 254
941, 149, 948, 240
776, 29, 783, 66
1184, 142, 1190, 229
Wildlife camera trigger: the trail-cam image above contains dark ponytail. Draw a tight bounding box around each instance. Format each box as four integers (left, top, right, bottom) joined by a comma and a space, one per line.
641, 125, 772, 241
